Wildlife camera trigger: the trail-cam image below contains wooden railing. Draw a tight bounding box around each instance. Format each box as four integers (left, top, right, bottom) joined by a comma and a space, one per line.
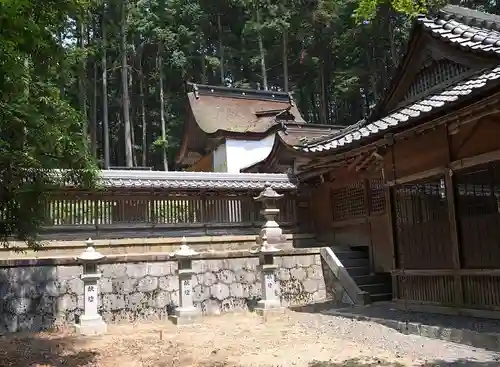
38, 189, 298, 240
392, 270, 500, 311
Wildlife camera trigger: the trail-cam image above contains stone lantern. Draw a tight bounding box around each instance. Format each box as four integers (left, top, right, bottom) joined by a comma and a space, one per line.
254, 182, 286, 251
253, 183, 285, 316
74, 238, 107, 336
169, 237, 200, 325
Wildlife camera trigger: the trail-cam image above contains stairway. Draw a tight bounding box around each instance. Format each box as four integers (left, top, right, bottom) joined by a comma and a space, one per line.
334, 246, 392, 303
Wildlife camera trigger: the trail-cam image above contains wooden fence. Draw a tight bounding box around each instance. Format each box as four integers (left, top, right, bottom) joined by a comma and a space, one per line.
39, 189, 298, 240
2, 170, 301, 240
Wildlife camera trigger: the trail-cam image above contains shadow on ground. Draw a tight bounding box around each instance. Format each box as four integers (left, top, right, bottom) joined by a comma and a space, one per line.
292, 301, 500, 351
0, 332, 98, 366
308, 359, 500, 367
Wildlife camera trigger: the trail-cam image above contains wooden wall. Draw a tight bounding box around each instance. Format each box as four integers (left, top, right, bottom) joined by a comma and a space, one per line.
388, 111, 500, 313
309, 167, 393, 273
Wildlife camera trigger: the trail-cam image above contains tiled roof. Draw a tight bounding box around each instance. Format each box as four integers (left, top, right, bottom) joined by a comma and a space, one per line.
280, 123, 342, 146
97, 170, 298, 190
187, 84, 306, 135
419, 5, 500, 53
300, 66, 500, 153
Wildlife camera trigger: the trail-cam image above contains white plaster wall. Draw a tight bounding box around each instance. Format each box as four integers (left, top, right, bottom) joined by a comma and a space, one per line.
225, 134, 275, 173
212, 143, 228, 172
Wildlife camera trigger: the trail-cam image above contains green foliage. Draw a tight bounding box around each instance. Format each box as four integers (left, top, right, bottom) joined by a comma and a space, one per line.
0, 0, 98, 248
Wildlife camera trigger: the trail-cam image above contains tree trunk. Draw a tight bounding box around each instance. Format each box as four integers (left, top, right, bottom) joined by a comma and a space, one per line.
121, 0, 133, 167
139, 46, 147, 167
128, 58, 137, 167
90, 58, 98, 158
319, 61, 327, 124
283, 28, 289, 92
217, 14, 224, 84
256, 7, 268, 90
77, 18, 88, 140
101, 3, 110, 169
158, 43, 169, 171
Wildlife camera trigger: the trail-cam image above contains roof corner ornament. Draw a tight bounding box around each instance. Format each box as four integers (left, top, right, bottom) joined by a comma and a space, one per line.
193, 84, 199, 99
287, 92, 295, 107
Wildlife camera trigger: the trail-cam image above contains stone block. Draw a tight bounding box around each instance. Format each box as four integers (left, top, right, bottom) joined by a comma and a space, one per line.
137, 276, 158, 293
210, 283, 230, 300
158, 276, 177, 292
217, 269, 235, 284
126, 263, 148, 279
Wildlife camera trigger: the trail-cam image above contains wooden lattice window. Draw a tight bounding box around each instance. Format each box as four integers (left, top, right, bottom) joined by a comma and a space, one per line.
404, 59, 470, 101
331, 181, 366, 220
369, 178, 386, 215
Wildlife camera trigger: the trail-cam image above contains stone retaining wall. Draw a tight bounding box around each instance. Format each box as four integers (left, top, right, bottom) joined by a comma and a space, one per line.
0, 249, 327, 333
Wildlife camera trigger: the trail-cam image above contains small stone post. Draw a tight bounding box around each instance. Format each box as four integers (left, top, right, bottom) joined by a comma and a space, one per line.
169, 237, 200, 325
74, 238, 107, 336
254, 183, 286, 316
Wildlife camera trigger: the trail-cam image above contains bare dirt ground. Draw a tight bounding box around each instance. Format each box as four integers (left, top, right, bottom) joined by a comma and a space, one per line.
0, 310, 499, 367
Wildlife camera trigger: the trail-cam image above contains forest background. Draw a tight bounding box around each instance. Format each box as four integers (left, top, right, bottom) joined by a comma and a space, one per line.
1, 0, 499, 243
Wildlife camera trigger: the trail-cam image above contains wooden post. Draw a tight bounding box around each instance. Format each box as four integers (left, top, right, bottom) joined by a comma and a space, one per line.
363, 178, 375, 274
445, 126, 463, 307
384, 135, 398, 300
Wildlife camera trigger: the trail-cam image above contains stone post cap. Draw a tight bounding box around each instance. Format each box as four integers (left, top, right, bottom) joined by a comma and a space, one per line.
175, 238, 197, 257
77, 239, 105, 262
254, 182, 284, 201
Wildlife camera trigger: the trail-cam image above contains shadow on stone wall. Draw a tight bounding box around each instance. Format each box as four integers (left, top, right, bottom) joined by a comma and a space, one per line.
0, 265, 63, 333
0, 332, 97, 366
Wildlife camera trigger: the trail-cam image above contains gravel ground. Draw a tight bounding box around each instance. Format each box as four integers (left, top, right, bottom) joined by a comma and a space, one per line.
0, 310, 498, 367
325, 302, 500, 335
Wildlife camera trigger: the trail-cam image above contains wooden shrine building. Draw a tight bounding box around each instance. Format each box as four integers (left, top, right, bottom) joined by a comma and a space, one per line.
176, 83, 338, 173
259, 5, 500, 315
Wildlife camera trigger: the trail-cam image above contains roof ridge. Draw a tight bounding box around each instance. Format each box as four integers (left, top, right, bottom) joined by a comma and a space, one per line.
187, 82, 295, 103
439, 5, 500, 30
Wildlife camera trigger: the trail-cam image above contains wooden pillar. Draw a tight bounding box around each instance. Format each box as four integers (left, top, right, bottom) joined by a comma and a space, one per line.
384, 134, 398, 300
363, 178, 375, 274
445, 126, 463, 306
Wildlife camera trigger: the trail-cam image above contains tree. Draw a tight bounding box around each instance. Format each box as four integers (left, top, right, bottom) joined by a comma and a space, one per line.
0, 0, 97, 247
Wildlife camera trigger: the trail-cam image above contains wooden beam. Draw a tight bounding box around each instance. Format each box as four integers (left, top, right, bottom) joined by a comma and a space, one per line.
450, 149, 500, 171
391, 269, 500, 276
347, 154, 366, 171
448, 109, 500, 134
387, 167, 446, 186
356, 154, 374, 172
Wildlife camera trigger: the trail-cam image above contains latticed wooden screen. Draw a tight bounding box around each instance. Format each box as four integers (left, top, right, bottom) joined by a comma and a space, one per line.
369, 178, 386, 215
404, 59, 470, 101
331, 181, 366, 220
455, 163, 500, 269
393, 177, 453, 269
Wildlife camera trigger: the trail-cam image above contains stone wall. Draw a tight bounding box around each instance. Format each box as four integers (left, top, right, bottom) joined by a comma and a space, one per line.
0, 249, 327, 334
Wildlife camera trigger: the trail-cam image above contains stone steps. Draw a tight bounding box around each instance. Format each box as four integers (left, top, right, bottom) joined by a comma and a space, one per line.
332, 247, 392, 303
